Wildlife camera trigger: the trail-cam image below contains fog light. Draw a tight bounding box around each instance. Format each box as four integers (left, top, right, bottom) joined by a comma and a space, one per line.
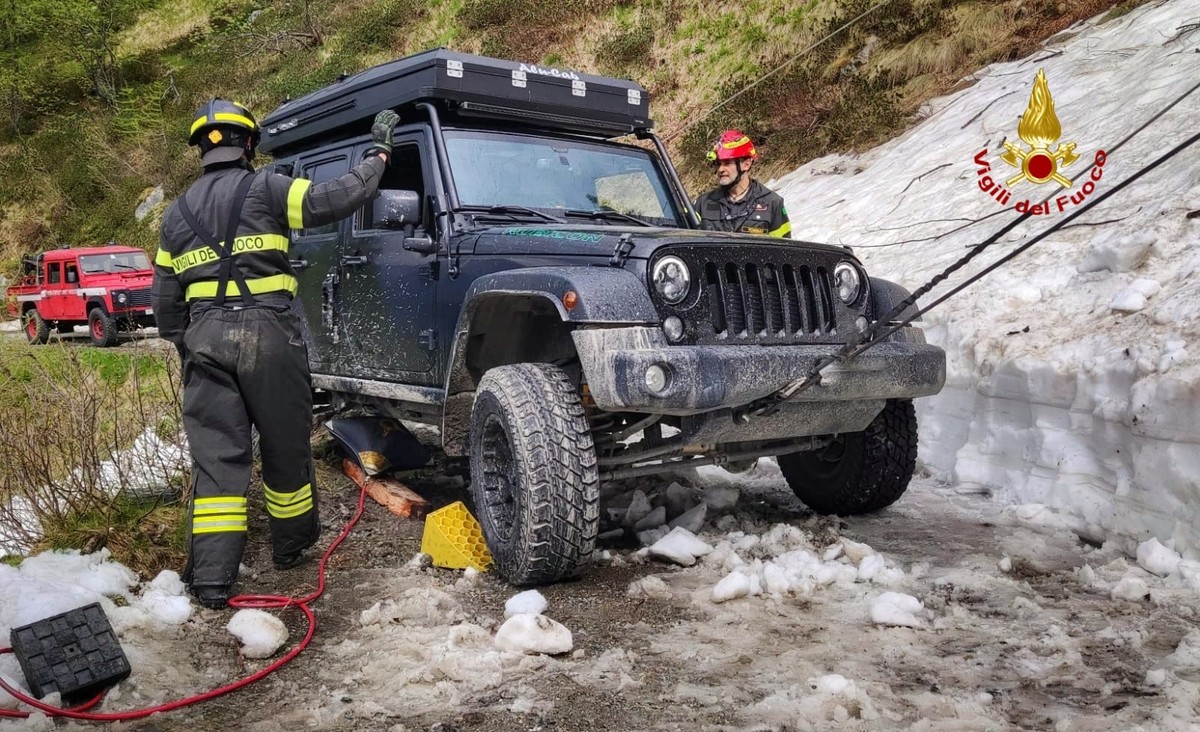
644, 364, 670, 394
855, 316, 869, 332
663, 316, 684, 342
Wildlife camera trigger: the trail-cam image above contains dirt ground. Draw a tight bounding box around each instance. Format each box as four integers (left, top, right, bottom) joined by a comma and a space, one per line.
40, 442, 1198, 732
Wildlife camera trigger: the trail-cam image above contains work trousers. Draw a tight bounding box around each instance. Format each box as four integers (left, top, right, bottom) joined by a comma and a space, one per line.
180, 302, 318, 588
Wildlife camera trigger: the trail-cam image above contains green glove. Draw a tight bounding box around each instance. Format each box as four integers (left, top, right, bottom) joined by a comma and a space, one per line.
366, 109, 400, 161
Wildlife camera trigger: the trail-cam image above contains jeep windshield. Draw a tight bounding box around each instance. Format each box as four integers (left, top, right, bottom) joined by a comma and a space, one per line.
79, 252, 151, 274
444, 130, 684, 227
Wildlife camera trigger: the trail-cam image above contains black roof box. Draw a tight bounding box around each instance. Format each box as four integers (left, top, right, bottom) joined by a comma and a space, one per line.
259, 48, 652, 155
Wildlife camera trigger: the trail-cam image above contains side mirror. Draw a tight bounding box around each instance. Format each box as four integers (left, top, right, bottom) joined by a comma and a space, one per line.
372, 189, 421, 230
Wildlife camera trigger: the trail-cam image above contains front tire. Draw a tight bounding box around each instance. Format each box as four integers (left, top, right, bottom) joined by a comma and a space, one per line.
778, 399, 918, 516
88, 308, 118, 347
468, 363, 599, 585
25, 310, 49, 344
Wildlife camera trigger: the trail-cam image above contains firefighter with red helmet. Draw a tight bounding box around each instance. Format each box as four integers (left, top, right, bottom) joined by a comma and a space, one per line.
151, 98, 400, 609
693, 130, 791, 238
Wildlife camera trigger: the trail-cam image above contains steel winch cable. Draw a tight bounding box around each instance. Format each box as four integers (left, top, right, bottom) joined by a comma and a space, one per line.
663, 0, 895, 143
741, 81, 1200, 418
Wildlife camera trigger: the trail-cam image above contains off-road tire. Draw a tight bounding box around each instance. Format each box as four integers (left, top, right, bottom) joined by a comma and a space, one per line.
88, 308, 118, 347
778, 399, 918, 516
469, 362, 599, 585
24, 309, 49, 345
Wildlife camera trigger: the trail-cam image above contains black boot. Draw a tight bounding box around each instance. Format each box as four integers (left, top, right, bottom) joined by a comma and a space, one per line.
272, 550, 309, 571
192, 585, 230, 609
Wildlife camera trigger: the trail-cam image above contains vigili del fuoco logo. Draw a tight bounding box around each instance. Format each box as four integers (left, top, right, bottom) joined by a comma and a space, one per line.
974, 68, 1107, 216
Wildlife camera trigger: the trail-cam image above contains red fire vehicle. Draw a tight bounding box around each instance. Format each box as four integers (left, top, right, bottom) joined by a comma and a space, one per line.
5, 246, 156, 347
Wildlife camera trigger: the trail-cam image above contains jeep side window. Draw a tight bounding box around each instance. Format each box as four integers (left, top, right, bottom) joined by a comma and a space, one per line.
296, 156, 349, 238
47, 262, 61, 284
358, 143, 425, 231
65, 263, 78, 284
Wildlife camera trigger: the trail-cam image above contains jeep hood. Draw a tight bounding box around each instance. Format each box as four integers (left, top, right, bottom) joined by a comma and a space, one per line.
470, 224, 855, 261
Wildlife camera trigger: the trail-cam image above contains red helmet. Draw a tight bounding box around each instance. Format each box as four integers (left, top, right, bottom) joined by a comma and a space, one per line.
707, 130, 757, 162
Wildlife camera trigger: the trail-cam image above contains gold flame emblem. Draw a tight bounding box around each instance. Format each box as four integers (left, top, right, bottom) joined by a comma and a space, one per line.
1000, 69, 1079, 188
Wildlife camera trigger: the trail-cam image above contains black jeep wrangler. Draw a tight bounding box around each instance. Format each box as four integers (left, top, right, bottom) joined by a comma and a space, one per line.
260, 49, 946, 585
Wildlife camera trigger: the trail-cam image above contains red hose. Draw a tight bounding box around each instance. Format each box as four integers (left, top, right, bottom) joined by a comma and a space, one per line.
0, 484, 368, 721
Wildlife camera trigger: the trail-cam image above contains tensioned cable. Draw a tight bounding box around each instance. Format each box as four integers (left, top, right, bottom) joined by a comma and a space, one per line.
741, 78, 1200, 415
663, 0, 895, 143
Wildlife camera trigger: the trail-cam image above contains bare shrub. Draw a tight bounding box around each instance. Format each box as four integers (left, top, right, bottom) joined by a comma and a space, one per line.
0, 339, 188, 574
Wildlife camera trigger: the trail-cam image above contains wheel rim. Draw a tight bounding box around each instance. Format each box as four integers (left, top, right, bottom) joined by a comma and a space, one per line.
479, 412, 518, 543
91, 317, 103, 340
25, 316, 36, 340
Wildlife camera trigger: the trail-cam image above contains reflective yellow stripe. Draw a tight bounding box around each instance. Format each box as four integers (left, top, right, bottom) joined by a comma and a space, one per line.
264, 483, 312, 506
170, 234, 291, 274
185, 273, 299, 301
190, 112, 257, 136
154, 248, 174, 267
769, 221, 792, 238
268, 498, 314, 519
287, 179, 311, 230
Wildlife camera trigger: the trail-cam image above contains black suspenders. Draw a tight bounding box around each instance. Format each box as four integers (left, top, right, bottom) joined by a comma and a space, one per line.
177, 171, 259, 308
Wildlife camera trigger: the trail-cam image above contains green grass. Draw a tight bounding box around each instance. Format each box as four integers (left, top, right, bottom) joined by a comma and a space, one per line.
38, 494, 188, 577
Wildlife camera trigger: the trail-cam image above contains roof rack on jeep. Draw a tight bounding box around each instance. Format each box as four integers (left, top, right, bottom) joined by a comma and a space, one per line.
259, 48, 653, 156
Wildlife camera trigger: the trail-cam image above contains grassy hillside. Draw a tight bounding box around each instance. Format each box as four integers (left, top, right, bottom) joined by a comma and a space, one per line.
0, 0, 1145, 281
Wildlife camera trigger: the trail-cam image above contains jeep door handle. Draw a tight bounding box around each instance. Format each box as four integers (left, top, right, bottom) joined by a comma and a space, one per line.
340, 255, 368, 266
289, 258, 310, 271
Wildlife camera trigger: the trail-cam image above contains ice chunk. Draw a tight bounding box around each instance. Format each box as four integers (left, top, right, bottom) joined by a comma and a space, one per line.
1076, 231, 1153, 273
494, 614, 573, 655
1110, 289, 1147, 314
712, 571, 753, 603
227, 609, 288, 659
139, 591, 192, 625
841, 539, 875, 564
1166, 631, 1200, 671
1136, 537, 1182, 577
667, 503, 707, 534
663, 482, 694, 519
869, 592, 924, 627
858, 554, 886, 582
148, 570, 186, 596
1145, 669, 1167, 686
648, 527, 713, 567
1111, 577, 1150, 601
622, 490, 653, 527
999, 556, 1013, 573
636, 526, 671, 547
762, 562, 791, 595
823, 544, 843, 561
505, 590, 548, 618
633, 506, 667, 531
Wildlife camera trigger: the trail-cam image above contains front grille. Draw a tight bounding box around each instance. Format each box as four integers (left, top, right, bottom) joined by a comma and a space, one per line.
704, 261, 836, 338
653, 245, 850, 346
124, 288, 152, 308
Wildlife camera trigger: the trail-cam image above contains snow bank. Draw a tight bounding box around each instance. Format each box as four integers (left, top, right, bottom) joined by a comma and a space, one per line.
773, 0, 1200, 557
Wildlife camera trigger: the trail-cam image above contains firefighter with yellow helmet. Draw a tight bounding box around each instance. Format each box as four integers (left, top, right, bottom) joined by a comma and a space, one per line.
152, 98, 400, 608
694, 129, 791, 238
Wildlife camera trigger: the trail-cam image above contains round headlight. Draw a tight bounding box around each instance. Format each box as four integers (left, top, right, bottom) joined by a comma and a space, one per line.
116, 292, 128, 304
834, 262, 863, 305
652, 256, 691, 305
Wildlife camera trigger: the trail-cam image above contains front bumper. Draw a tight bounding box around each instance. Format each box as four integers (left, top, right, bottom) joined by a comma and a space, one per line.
573, 327, 946, 416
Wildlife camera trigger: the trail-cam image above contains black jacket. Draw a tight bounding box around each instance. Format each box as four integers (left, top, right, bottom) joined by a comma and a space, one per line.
152, 155, 385, 344
693, 180, 791, 238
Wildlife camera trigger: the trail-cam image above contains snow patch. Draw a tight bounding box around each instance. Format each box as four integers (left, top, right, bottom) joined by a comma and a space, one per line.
227, 609, 288, 659
869, 592, 925, 627
504, 590, 548, 618
494, 614, 573, 655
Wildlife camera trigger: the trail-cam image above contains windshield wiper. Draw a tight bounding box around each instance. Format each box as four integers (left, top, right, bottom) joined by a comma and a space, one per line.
110, 263, 141, 271
458, 204, 566, 224
564, 209, 655, 227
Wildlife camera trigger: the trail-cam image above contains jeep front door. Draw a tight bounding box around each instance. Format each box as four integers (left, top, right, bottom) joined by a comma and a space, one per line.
288, 150, 353, 370
339, 137, 439, 384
